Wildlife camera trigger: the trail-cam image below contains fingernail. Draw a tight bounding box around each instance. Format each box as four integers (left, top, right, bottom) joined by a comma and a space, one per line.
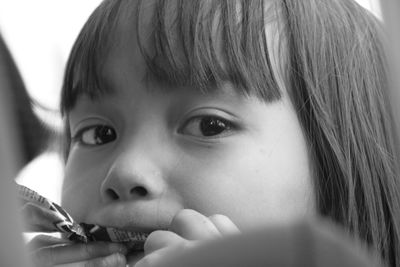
108, 243, 128, 254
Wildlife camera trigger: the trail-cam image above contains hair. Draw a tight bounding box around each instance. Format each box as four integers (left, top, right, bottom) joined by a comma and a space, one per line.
0, 34, 52, 166
60, 0, 400, 266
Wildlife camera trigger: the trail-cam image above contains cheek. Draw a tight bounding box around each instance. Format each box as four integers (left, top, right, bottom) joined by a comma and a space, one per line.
172, 130, 314, 230
61, 151, 105, 221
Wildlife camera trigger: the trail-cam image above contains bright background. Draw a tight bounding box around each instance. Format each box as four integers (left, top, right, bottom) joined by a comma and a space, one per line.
0, 0, 383, 202
0, 0, 101, 111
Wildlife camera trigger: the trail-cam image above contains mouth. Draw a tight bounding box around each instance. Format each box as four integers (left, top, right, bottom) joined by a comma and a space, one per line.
81, 202, 174, 252
65, 222, 151, 253
81, 222, 152, 239
86, 202, 173, 232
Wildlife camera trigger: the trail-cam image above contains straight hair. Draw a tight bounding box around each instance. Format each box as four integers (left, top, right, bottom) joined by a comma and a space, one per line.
280, 1, 400, 266
60, 1, 400, 266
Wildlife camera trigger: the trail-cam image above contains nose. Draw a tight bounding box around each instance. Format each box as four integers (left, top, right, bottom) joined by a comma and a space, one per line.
100, 145, 166, 202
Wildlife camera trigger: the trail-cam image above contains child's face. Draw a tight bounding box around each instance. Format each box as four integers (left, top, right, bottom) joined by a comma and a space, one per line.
62, 8, 314, 233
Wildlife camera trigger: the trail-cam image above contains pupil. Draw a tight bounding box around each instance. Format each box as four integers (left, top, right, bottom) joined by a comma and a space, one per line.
200, 117, 227, 136
95, 126, 115, 144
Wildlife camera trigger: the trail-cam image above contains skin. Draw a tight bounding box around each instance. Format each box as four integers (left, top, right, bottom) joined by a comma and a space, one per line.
31, 1, 315, 266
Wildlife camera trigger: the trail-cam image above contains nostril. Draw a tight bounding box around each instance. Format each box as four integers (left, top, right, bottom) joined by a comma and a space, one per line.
106, 188, 119, 200
130, 186, 148, 197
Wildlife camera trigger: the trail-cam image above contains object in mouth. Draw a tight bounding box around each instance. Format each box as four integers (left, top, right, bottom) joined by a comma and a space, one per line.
17, 183, 149, 251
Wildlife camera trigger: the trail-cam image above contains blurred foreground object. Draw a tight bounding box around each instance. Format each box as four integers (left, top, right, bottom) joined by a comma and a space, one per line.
18, 183, 148, 250
0, 35, 31, 266
0, 35, 52, 167
143, 219, 381, 267
0, 32, 63, 203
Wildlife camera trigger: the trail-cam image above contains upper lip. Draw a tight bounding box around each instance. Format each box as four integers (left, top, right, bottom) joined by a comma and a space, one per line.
84, 202, 173, 233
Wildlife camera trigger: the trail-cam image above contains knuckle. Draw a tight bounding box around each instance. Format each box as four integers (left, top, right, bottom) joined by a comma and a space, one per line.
146, 230, 168, 243
170, 209, 213, 238
208, 214, 228, 221
171, 209, 199, 227
143, 230, 167, 254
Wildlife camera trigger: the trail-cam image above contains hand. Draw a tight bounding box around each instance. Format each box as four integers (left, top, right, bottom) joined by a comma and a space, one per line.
133, 209, 240, 267
27, 234, 128, 267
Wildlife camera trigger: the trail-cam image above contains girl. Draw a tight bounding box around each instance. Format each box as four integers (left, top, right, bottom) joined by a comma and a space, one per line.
30, 0, 400, 266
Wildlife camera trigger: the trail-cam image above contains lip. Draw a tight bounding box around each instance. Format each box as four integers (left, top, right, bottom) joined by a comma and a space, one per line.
85, 202, 174, 233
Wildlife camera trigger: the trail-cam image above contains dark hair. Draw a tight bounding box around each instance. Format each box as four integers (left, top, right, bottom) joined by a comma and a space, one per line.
280, 1, 400, 266
60, 0, 400, 266
0, 34, 52, 166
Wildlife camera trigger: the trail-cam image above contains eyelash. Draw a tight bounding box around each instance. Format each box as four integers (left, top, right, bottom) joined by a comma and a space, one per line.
179, 115, 237, 139
71, 125, 117, 147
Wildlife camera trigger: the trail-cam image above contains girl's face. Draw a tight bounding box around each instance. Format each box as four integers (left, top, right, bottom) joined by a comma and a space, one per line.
62, 10, 315, 233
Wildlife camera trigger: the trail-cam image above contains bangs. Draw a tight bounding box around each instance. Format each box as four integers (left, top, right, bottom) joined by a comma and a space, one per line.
61, 0, 124, 114
61, 0, 282, 113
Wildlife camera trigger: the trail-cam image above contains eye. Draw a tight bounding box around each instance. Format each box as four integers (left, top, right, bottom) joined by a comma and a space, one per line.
180, 116, 234, 138
73, 125, 117, 146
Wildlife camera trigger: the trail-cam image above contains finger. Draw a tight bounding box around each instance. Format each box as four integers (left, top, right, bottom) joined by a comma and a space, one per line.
144, 230, 185, 256
169, 209, 220, 240
208, 214, 240, 235
27, 234, 69, 251
21, 203, 64, 232
54, 253, 126, 267
31, 242, 127, 266
135, 246, 176, 267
